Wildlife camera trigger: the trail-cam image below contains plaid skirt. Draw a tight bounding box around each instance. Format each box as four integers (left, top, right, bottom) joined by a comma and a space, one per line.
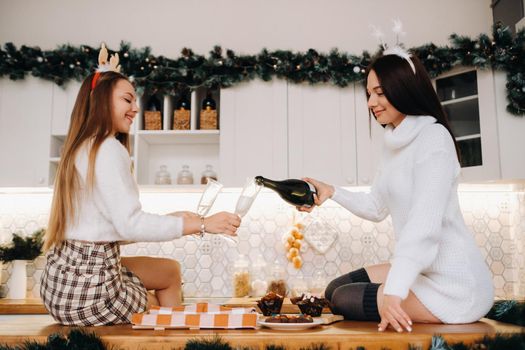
40, 240, 148, 326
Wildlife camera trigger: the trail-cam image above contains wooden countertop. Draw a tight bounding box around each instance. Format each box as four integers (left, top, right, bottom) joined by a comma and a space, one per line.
0, 314, 522, 350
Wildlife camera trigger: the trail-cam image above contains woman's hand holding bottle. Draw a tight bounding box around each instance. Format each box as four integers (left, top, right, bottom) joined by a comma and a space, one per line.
297, 177, 335, 212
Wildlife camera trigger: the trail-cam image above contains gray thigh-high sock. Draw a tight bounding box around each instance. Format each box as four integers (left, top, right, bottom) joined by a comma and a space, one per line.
330, 282, 381, 321
324, 268, 371, 302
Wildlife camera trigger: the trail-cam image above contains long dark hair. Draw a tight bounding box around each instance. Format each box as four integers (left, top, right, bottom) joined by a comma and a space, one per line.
365, 54, 460, 161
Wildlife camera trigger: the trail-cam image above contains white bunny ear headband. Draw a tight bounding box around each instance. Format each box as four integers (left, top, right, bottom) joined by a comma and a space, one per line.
91, 43, 121, 90
370, 19, 416, 74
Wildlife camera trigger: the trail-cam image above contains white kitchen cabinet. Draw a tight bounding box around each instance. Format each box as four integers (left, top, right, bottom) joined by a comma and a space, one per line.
434, 68, 501, 182
0, 78, 52, 187
219, 80, 288, 187
354, 84, 384, 186
51, 81, 81, 136
287, 84, 357, 186
493, 70, 525, 181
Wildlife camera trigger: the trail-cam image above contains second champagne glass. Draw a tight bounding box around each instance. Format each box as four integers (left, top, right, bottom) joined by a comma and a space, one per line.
235, 177, 263, 218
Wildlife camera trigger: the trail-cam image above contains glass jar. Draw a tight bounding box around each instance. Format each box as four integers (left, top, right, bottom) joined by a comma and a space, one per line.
154, 165, 172, 185
232, 254, 251, 297
266, 260, 288, 297
200, 164, 218, 185
177, 165, 194, 185
250, 255, 268, 297
309, 270, 327, 297
290, 274, 309, 298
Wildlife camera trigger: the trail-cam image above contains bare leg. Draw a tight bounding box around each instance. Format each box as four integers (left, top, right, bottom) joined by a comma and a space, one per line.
366, 263, 441, 323
121, 256, 182, 308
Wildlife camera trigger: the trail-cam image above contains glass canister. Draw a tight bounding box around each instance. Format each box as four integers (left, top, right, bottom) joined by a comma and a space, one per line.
232, 254, 251, 297
200, 164, 218, 184
309, 270, 327, 297
266, 260, 288, 297
154, 165, 172, 185
290, 274, 309, 298
177, 165, 194, 185
250, 255, 268, 297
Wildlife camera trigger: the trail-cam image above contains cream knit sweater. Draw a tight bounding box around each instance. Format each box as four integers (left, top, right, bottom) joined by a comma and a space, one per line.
65, 137, 184, 242
332, 116, 494, 323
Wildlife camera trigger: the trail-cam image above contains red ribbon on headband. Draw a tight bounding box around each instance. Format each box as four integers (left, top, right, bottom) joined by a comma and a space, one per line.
91, 72, 101, 90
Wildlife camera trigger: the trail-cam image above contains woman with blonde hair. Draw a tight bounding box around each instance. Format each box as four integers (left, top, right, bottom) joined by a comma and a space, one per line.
41, 47, 240, 326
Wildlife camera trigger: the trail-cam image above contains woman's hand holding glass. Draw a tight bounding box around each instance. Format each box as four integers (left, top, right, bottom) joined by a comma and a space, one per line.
296, 177, 335, 213
203, 212, 241, 236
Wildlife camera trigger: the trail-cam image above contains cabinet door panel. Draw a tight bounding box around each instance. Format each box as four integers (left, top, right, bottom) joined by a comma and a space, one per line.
51, 81, 81, 135
220, 80, 288, 187
354, 85, 384, 186
0, 78, 52, 186
287, 84, 357, 186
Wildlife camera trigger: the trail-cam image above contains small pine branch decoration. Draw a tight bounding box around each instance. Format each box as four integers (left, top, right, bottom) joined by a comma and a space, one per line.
184, 336, 232, 350
0, 228, 44, 262
486, 300, 525, 326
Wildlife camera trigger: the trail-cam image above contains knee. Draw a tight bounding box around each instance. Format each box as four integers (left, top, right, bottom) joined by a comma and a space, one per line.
166, 259, 182, 285
325, 279, 340, 302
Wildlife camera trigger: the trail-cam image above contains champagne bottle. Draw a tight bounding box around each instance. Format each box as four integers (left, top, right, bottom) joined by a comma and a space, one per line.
255, 176, 316, 207
202, 92, 216, 111
176, 95, 191, 110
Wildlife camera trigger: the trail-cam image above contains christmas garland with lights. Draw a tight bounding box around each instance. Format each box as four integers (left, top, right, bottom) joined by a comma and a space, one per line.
0, 23, 523, 115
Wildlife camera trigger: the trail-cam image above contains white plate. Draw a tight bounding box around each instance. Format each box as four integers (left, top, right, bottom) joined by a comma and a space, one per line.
258, 318, 323, 330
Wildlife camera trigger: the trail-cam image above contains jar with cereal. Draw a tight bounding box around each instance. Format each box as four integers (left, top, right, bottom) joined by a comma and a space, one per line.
232, 254, 251, 297
266, 260, 288, 297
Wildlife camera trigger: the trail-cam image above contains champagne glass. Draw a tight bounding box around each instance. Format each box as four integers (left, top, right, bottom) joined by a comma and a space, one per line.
235, 177, 263, 218
195, 179, 223, 240
222, 177, 262, 244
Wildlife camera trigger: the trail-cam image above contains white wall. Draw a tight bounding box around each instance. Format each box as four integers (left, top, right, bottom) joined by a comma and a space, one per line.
0, 0, 493, 56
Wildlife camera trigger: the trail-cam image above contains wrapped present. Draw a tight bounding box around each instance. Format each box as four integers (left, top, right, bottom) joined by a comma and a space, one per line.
132, 303, 258, 330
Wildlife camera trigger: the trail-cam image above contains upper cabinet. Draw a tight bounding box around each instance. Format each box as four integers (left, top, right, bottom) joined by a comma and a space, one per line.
287, 84, 357, 186
0, 78, 52, 187
434, 68, 500, 182
0, 67, 523, 188
220, 80, 288, 187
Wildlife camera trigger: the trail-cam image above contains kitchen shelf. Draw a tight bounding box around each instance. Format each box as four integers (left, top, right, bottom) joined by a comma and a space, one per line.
136, 130, 220, 145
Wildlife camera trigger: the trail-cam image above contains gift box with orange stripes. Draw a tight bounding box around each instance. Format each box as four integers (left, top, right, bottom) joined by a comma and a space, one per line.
132, 303, 258, 330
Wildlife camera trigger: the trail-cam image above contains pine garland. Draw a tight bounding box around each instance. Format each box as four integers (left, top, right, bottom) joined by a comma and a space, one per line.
0, 332, 524, 350
0, 23, 523, 115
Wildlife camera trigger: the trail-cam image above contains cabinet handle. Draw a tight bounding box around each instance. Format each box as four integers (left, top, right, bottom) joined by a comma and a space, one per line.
38, 177, 46, 185
361, 177, 370, 184
346, 177, 355, 184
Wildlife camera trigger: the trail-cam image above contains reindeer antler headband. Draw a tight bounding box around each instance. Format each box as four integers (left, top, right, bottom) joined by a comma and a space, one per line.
91, 43, 121, 90
370, 19, 416, 74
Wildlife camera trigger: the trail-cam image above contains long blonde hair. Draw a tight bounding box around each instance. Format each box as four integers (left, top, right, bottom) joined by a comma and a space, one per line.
45, 71, 131, 251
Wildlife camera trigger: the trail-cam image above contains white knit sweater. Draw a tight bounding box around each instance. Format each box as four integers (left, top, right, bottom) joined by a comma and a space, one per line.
331, 116, 494, 323
65, 137, 184, 242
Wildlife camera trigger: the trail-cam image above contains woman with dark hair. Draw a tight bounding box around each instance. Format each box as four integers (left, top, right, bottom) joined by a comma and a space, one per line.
300, 53, 493, 332
41, 47, 240, 326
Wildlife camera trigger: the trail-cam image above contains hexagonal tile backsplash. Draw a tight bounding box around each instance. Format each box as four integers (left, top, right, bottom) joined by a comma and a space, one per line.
0, 187, 524, 300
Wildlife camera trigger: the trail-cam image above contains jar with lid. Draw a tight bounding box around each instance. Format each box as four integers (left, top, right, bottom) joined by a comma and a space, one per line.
309, 270, 327, 297
250, 255, 268, 297
290, 274, 309, 298
154, 165, 172, 185
200, 164, 218, 184
232, 254, 251, 297
266, 260, 287, 297
177, 165, 194, 185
